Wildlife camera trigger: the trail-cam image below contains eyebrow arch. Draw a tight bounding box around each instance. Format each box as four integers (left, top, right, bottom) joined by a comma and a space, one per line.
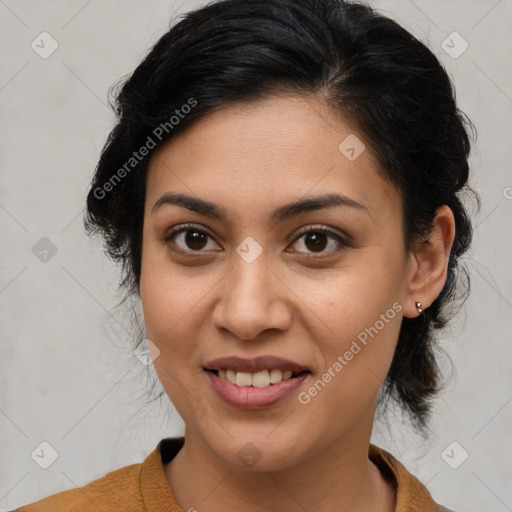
151, 192, 368, 223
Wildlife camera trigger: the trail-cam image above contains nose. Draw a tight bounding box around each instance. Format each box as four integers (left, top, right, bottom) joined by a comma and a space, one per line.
211, 253, 292, 341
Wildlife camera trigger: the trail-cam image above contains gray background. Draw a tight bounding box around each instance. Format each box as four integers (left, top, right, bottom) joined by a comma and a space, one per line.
1, 1, 511, 510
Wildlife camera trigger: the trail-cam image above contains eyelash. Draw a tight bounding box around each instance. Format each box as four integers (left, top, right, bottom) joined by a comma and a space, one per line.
162, 223, 350, 256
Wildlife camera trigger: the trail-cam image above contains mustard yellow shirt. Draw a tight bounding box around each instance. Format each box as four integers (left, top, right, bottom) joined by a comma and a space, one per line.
13, 437, 454, 511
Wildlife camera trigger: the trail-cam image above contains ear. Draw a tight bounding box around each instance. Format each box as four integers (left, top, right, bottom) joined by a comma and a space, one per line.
403, 205, 456, 318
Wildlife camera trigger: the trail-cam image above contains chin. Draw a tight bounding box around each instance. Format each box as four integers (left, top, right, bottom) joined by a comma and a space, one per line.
209, 433, 306, 472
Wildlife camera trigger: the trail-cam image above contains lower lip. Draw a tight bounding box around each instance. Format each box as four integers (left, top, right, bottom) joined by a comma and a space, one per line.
205, 370, 310, 410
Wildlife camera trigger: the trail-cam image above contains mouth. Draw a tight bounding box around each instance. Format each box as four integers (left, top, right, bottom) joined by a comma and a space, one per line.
204, 368, 310, 387
203, 368, 312, 410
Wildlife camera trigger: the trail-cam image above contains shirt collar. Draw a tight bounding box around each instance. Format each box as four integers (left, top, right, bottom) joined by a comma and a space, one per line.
140, 438, 183, 511
140, 437, 450, 512
369, 444, 453, 511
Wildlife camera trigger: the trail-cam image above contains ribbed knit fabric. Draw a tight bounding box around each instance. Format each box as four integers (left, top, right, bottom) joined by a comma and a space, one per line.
15, 437, 453, 511
368, 445, 454, 512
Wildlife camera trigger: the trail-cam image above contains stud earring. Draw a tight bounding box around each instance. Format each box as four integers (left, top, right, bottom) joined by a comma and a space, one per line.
415, 301, 423, 314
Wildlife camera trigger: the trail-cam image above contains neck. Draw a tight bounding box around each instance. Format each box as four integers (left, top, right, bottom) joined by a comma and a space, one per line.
165, 419, 396, 512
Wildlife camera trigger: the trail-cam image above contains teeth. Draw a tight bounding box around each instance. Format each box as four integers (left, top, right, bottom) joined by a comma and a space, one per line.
217, 368, 295, 387
251, 370, 270, 388
236, 371, 252, 386
270, 369, 286, 383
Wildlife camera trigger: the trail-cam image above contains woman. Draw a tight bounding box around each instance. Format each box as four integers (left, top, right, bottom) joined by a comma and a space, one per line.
14, 0, 476, 510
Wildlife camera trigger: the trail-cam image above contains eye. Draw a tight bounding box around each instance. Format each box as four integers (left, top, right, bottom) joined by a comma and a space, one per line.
162, 223, 349, 256
289, 225, 349, 255
163, 223, 220, 253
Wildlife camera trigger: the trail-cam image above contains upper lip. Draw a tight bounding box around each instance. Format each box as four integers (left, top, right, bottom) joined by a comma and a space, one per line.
203, 355, 310, 373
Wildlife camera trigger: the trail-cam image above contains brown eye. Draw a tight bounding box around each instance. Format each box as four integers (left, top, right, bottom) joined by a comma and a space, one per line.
303, 232, 328, 252
183, 230, 209, 250
290, 226, 348, 255
163, 224, 220, 252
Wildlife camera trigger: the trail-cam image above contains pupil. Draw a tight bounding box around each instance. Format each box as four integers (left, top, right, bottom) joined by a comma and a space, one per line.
306, 232, 327, 252
186, 230, 207, 250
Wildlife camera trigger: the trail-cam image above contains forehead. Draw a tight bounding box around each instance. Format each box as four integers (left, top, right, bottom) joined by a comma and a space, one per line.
145, 94, 401, 224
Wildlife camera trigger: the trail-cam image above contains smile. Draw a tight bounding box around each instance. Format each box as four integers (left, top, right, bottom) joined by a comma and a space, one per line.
213, 368, 305, 387
204, 369, 311, 409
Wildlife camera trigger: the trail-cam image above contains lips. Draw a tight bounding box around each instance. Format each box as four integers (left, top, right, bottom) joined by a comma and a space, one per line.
202, 355, 311, 374
205, 368, 311, 409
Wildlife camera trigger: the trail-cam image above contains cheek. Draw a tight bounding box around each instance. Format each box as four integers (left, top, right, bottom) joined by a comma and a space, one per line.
139, 259, 209, 412
140, 271, 202, 345
140, 238, 188, 332
316, 257, 403, 333
320, 293, 402, 375
298, 301, 402, 432
139, 246, 219, 369
309, 257, 405, 390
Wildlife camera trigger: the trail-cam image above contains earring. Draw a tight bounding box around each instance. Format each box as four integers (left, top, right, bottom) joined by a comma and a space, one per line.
415, 301, 423, 314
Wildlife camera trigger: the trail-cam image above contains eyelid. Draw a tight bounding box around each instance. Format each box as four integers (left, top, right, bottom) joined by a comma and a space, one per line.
162, 223, 351, 253
162, 223, 213, 241
161, 223, 220, 251
292, 224, 351, 246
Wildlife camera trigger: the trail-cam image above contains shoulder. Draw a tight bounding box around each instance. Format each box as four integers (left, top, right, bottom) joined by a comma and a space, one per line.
369, 444, 456, 512
13, 438, 184, 512
14, 459, 144, 512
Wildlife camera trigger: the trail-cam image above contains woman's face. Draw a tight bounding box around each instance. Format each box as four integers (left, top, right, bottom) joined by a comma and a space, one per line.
140, 94, 413, 471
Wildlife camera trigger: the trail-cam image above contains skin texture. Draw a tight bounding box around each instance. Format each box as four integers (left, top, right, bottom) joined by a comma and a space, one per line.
139, 94, 455, 512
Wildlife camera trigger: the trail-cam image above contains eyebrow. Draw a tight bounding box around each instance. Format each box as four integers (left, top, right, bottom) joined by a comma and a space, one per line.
151, 192, 368, 223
